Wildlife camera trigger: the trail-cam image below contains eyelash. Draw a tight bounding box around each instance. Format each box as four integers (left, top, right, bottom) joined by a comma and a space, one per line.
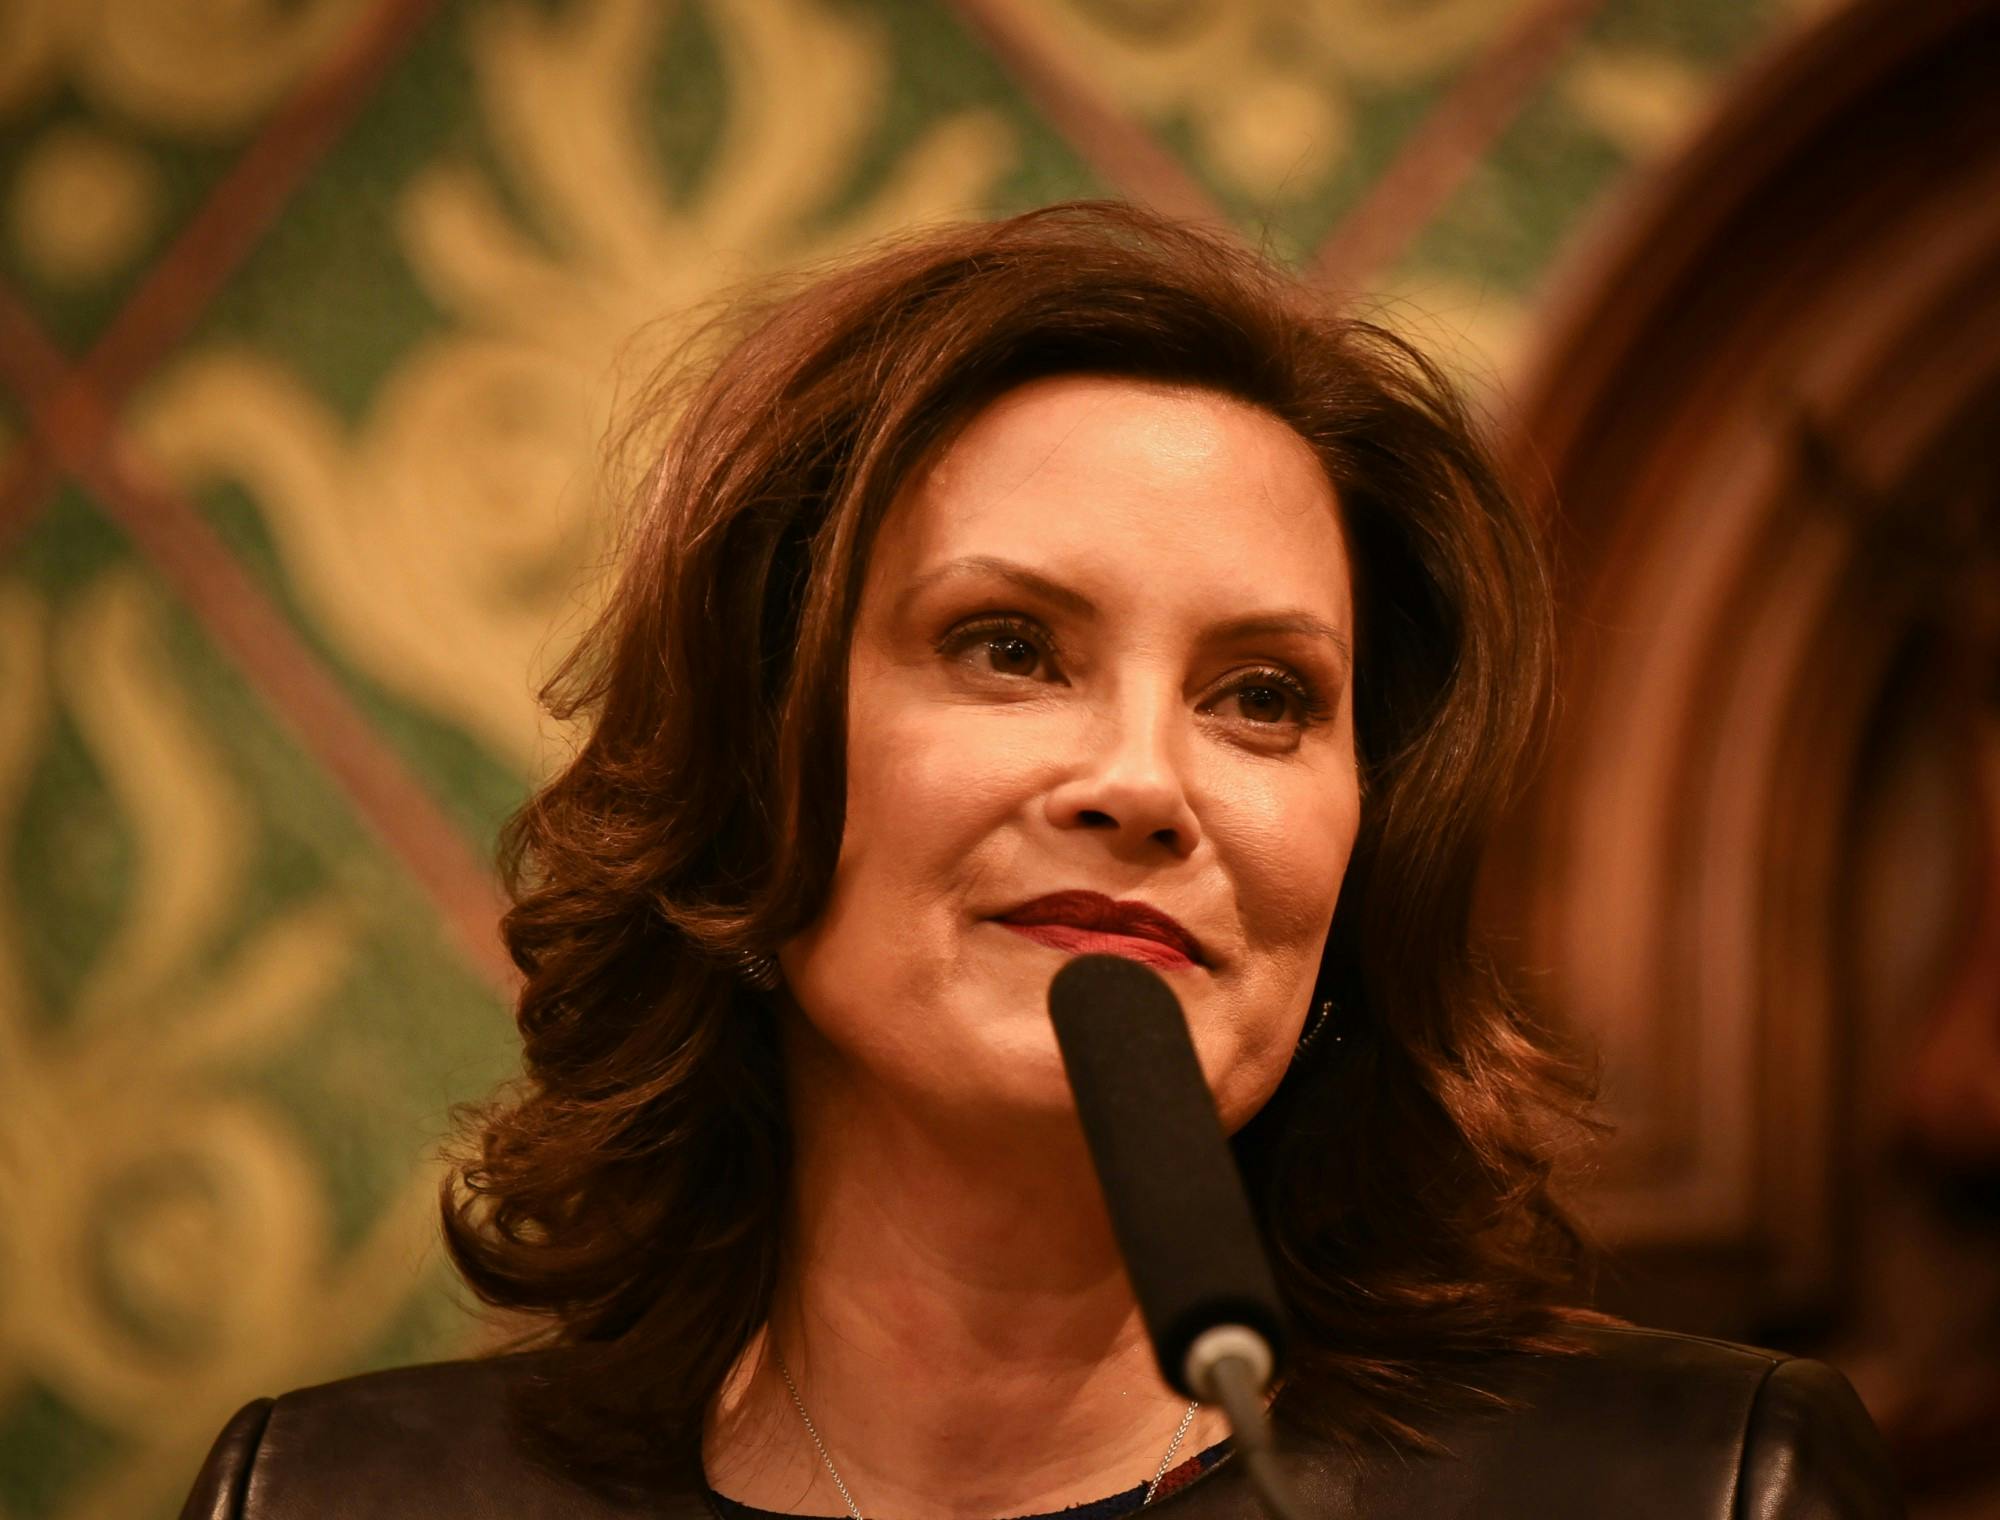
935, 614, 1333, 728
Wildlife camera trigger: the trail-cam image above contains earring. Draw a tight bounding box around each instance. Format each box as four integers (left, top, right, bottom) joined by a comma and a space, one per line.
1296, 998, 1336, 1054
736, 950, 781, 991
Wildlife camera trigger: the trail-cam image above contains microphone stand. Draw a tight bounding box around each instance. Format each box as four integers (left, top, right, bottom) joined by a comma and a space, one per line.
1184, 1326, 1305, 1520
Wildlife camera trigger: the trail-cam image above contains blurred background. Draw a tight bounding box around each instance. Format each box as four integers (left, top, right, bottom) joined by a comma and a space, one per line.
0, 0, 1994, 1516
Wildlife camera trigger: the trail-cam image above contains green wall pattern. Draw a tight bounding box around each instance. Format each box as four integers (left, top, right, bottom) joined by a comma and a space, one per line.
0, 2, 1826, 1515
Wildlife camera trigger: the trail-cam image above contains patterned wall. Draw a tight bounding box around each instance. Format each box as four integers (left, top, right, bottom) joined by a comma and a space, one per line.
0, 2, 1828, 1516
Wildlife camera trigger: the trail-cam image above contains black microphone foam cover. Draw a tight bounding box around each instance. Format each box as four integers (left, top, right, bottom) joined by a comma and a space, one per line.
1047, 953, 1288, 1398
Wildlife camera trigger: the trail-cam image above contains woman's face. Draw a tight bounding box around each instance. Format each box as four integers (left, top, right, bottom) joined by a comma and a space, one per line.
779, 375, 1361, 1133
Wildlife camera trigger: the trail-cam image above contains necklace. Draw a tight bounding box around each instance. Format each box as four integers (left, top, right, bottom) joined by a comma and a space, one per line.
772, 1349, 1202, 1520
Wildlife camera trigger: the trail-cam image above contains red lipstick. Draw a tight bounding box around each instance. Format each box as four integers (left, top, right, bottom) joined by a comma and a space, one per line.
992, 890, 1205, 970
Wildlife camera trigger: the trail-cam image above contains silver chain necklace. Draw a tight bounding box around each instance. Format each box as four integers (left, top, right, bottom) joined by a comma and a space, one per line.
772, 1349, 1202, 1520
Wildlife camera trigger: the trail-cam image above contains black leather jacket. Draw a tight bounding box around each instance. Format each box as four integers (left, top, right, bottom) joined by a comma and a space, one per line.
177, 1324, 1902, 1518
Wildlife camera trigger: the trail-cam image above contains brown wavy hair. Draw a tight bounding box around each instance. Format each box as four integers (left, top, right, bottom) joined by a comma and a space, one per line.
442, 200, 1607, 1493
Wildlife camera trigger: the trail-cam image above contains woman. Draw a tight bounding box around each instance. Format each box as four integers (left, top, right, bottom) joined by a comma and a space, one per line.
179, 202, 1900, 1518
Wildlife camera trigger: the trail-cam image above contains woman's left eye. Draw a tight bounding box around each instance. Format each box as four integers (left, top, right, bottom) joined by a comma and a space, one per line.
1209, 669, 1325, 728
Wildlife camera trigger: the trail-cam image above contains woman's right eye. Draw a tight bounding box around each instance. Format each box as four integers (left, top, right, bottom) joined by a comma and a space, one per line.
937, 616, 1060, 682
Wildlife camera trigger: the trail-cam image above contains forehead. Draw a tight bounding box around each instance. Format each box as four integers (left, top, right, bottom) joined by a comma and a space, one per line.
866, 374, 1351, 624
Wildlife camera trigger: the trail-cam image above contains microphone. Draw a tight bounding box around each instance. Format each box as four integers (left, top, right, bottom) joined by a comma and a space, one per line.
1047, 954, 1302, 1520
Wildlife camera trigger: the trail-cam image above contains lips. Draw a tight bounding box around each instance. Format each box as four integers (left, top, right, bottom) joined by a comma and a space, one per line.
992, 889, 1206, 969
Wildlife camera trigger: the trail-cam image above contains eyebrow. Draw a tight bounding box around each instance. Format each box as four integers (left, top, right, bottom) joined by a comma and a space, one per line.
896, 554, 1352, 666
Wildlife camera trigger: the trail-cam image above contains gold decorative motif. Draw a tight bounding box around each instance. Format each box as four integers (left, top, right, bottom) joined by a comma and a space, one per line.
135, 0, 1015, 773
1012, 0, 1521, 201
9, 124, 163, 298
0, 571, 427, 1520
1561, 47, 1715, 162
0, 0, 365, 136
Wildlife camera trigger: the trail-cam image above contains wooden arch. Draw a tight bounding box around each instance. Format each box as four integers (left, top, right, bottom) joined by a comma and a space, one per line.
1491, 0, 2000, 1327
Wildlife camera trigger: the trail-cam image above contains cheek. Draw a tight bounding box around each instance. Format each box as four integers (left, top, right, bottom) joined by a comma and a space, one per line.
842, 698, 1044, 894
784, 682, 1073, 1093
816, 673, 1067, 987
1208, 762, 1361, 955
1196, 764, 1359, 1130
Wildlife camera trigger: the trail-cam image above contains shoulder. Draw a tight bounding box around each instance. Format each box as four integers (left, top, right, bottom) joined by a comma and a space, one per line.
1398, 1323, 1902, 1518
1197, 1324, 1902, 1520
1464, 1323, 1898, 1494
176, 1350, 702, 1520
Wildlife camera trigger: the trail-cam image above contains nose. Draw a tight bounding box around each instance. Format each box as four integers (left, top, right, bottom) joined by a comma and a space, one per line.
1042, 683, 1201, 859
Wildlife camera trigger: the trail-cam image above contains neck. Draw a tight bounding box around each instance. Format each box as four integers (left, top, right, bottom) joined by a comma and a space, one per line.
703, 1028, 1228, 1520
